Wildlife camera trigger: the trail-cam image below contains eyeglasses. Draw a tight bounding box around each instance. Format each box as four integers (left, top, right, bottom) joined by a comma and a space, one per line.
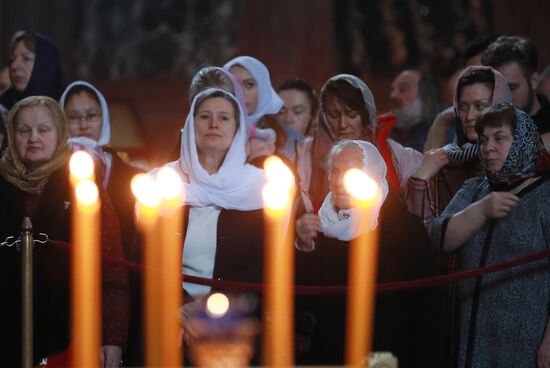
67, 111, 102, 124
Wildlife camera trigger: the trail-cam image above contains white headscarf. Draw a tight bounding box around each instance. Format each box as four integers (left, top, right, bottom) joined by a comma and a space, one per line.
60, 80, 113, 188
223, 56, 284, 125
60, 80, 111, 146
165, 88, 266, 210
319, 74, 377, 141
319, 140, 388, 241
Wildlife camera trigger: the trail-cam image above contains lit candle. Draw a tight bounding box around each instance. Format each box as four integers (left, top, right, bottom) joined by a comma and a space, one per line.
69, 150, 95, 184
261, 156, 296, 367
343, 168, 381, 367
156, 167, 184, 366
131, 174, 162, 366
70, 151, 100, 368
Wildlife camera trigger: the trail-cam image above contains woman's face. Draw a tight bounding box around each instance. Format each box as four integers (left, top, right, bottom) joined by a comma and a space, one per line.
229, 65, 258, 114
479, 124, 514, 173
64, 91, 103, 141
194, 97, 238, 158
457, 83, 493, 142
329, 146, 364, 209
15, 105, 59, 171
278, 89, 313, 135
9, 41, 35, 92
324, 96, 367, 141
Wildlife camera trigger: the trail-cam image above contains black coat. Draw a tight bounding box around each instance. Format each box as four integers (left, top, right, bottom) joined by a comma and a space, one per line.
0, 167, 73, 366
295, 191, 447, 367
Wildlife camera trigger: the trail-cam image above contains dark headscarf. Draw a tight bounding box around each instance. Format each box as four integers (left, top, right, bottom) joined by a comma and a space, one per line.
0, 33, 64, 110
482, 106, 544, 191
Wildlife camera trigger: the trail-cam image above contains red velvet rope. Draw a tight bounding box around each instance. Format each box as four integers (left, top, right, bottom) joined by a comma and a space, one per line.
48, 239, 550, 295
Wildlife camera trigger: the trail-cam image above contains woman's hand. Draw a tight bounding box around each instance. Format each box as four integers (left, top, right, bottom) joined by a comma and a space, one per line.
296, 214, 321, 246
478, 192, 519, 219
179, 300, 203, 346
538, 319, 550, 368
412, 148, 449, 181
100, 345, 122, 368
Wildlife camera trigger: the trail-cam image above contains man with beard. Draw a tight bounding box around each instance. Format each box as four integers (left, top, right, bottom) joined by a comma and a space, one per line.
389, 68, 444, 152
482, 35, 550, 150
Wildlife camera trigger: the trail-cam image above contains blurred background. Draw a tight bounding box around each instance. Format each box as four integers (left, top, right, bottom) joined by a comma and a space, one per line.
1, 0, 548, 163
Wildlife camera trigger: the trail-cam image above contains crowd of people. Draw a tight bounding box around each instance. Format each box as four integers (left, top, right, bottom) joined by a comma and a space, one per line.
0, 29, 549, 368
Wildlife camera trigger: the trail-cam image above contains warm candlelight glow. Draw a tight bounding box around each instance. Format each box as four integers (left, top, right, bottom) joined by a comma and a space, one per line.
75, 180, 99, 207
71, 163, 100, 368
344, 168, 378, 201
343, 168, 380, 366
131, 174, 161, 208
70, 150, 95, 181
262, 156, 295, 212
132, 170, 184, 367
262, 182, 291, 211
262, 156, 296, 366
206, 293, 230, 318
264, 156, 294, 189
156, 167, 184, 201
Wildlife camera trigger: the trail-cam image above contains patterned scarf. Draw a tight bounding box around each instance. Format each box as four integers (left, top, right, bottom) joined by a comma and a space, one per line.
482, 107, 543, 191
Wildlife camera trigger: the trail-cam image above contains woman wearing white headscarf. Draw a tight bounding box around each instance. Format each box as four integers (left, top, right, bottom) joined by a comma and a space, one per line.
295, 74, 422, 250
224, 56, 283, 125
60, 81, 143, 365
153, 88, 267, 297
224, 55, 284, 164
60, 81, 143, 260
294, 140, 445, 367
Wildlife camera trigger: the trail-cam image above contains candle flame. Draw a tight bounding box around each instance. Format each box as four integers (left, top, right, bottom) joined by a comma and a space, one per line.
264, 156, 295, 190
70, 151, 94, 181
344, 168, 378, 201
206, 293, 230, 318
131, 174, 161, 208
156, 167, 184, 201
75, 179, 99, 206
262, 183, 291, 211
262, 156, 294, 210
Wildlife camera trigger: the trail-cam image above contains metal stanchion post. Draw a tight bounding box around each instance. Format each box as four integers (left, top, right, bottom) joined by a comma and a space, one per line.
21, 217, 33, 368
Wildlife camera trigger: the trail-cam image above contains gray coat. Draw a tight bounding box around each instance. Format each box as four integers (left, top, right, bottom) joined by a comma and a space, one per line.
431, 176, 550, 368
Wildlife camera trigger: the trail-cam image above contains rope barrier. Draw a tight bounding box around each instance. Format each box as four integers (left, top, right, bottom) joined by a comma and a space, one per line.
47, 239, 550, 295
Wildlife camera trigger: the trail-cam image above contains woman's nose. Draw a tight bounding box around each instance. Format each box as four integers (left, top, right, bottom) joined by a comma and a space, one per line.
466, 107, 478, 122
28, 129, 39, 141
339, 115, 348, 128
208, 117, 219, 128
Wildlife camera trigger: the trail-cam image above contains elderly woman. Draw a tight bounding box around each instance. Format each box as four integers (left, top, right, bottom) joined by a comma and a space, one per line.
0, 96, 128, 367
295, 74, 422, 249
431, 103, 550, 368
0, 31, 63, 110
295, 140, 445, 366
